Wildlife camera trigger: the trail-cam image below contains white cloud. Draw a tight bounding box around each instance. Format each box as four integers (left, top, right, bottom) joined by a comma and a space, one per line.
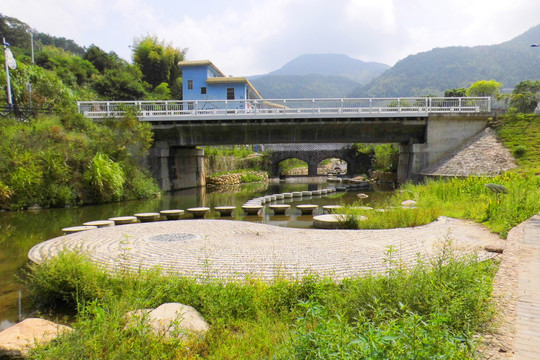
3, 0, 540, 74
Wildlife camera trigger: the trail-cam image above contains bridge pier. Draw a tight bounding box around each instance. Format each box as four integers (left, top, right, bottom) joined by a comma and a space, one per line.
397, 143, 414, 184
147, 142, 206, 191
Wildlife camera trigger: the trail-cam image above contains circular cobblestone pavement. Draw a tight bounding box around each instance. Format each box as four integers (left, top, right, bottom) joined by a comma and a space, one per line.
28, 217, 503, 281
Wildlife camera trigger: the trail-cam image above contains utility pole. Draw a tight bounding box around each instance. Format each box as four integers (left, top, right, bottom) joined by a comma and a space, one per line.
30, 32, 35, 64
3, 37, 14, 109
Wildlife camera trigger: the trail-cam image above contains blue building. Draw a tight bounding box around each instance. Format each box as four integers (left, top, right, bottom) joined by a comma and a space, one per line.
178, 60, 262, 109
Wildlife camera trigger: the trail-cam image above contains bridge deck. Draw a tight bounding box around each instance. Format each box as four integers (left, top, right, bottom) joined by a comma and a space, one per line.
78, 97, 491, 122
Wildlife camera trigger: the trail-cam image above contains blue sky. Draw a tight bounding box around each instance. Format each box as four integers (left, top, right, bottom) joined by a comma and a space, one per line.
4, 0, 540, 76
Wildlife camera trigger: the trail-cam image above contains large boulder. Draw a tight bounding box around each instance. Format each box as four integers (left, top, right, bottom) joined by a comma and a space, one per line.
124, 303, 209, 340
0, 318, 73, 358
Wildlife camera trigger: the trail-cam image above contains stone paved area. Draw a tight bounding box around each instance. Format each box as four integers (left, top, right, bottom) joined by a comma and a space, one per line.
29, 217, 502, 281
514, 215, 540, 359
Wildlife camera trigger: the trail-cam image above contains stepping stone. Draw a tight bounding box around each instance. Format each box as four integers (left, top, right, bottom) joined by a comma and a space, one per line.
109, 216, 137, 225
274, 194, 285, 200
242, 205, 263, 215
264, 196, 274, 203
301, 191, 312, 196
336, 186, 347, 192
82, 220, 115, 228
186, 207, 210, 218
292, 192, 303, 197
322, 205, 343, 213
282, 193, 293, 198
320, 189, 328, 194
160, 209, 185, 220
269, 195, 277, 201
357, 193, 369, 199
297, 204, 318, 215
269, 204, 290, 215
134, 212, 161, 222
312, 190, 322, 195
62, 225, 97, 235
313, 214, 343, 229
401, 200, 417, 207
215, 206, 236, 216
326, 187, 336, 193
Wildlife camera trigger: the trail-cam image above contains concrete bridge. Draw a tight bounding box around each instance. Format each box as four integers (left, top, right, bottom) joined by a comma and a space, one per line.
78, 97, 492, 190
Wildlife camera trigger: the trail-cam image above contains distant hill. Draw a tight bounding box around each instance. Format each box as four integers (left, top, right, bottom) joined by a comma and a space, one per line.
250, 54, 389, 99
265, 54, 390, 83
352, 24, 540, 97
250, 74, 361, 99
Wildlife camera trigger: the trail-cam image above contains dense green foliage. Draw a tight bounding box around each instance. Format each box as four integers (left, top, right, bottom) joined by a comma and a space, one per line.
466, 80, 502, 98
279, 158, 308, 174
354, 143, 399, 172
494, 113, 540, 172
1, 15, 186, 106
340, 173, 540, 238
23, 250, 496, 359
508, 80, 540, 113
0, 112, 159, 210
132, 36, 185, 99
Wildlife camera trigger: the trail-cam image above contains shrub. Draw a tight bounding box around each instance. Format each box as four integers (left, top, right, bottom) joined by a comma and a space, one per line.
84, 153, 125, 202
513, 144, 526, 157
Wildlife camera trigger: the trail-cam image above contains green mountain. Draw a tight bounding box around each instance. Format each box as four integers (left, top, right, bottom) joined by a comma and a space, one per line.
250, 54, 389, 99
352, 25, 540, 97
250, 74, 361, 99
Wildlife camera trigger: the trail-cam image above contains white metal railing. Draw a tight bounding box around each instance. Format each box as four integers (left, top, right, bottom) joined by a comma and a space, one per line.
77, 97, 491, 120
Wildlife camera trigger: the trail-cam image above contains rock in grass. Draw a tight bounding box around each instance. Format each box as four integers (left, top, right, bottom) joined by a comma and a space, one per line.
401, 200, 417, 207
123, 303, 209, 340
0, 318, 73, 358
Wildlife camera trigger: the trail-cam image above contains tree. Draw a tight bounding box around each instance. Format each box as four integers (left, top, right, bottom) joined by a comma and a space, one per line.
92, 67, 146, 100
466, 80, 502, 98
83, 45, 119, 73
132, 36, 186, 98
509, 80, 540, 113
444, 88, 467, 97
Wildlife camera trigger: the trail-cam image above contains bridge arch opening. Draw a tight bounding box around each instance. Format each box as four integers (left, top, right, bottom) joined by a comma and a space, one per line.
317, 158, 348, 175
278, 158, 308, 176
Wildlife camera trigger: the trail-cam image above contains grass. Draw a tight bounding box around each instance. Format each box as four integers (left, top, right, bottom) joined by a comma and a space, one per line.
493, 113, 540, 173
23, 248, 496, 359
339, 172, 540, 238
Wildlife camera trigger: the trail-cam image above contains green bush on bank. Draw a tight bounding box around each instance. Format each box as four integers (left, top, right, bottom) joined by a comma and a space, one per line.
0, 111, 160, 210
23, 249, 496, 359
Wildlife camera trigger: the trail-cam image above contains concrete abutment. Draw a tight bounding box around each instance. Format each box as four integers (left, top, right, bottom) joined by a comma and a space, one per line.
147, 142, 206, 192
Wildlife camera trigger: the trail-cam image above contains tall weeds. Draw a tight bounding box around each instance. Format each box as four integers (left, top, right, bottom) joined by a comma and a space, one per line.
23, 249, 497, 359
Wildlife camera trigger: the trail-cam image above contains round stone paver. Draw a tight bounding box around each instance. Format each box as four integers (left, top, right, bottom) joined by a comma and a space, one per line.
160, 209, 185, 220
29, 217, 500, 281
242, 205, 263, 215
215, 206, 236, 216
82, 220, 115, 228
109, 216, 138, 225
297, 204, 318, 215
186, 207, 210, 219
268, 204, 290, 215
134, 213, 161, 222
62, 225, 97, 235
